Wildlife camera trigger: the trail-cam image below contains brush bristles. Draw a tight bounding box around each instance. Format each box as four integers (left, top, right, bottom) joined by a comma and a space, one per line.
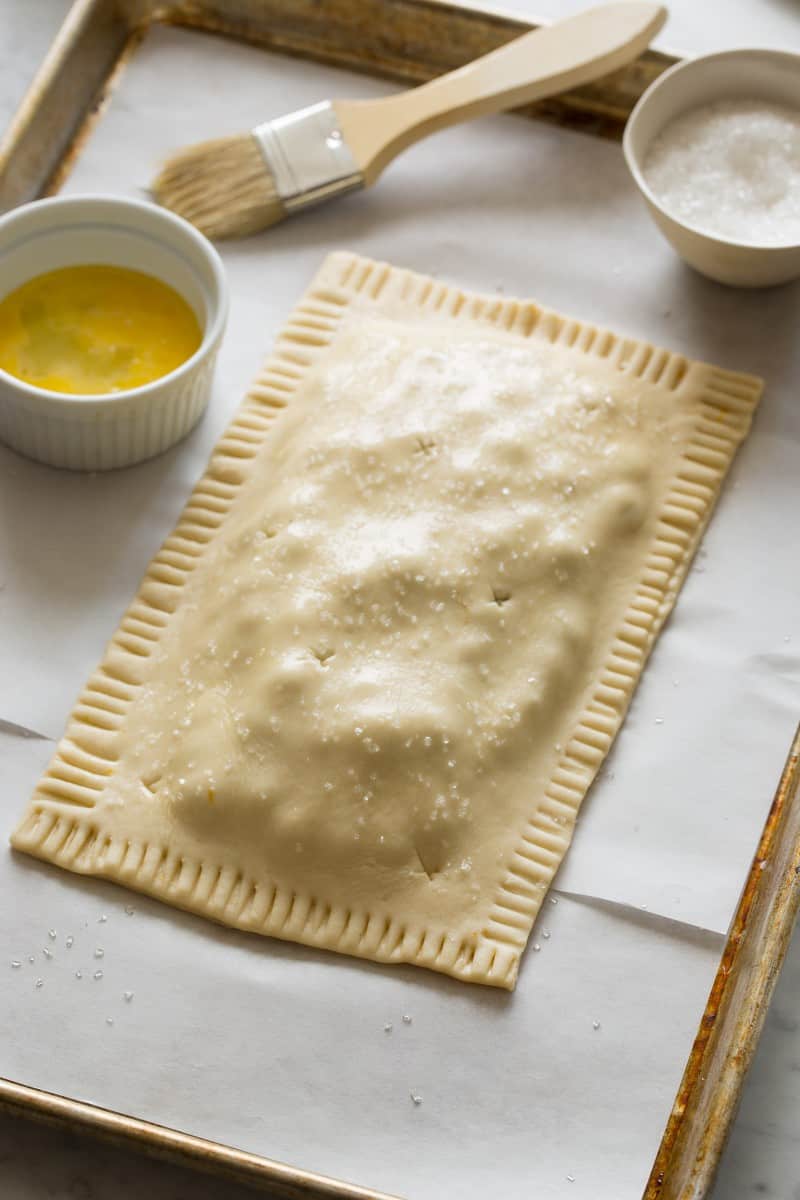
152, 133, 285, 239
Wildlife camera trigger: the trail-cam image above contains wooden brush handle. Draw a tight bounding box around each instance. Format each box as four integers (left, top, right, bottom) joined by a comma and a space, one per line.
335, 2, 666, 185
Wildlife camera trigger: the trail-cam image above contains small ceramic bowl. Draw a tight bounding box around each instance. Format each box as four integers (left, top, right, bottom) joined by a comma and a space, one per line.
0, 194, 228, 470
623, 48, 800, 287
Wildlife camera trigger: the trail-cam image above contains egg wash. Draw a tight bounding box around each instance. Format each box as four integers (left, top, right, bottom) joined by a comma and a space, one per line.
0, 264, 202, 395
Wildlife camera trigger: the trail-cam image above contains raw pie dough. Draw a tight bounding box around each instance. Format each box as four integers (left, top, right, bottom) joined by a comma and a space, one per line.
11, 253, 761, 989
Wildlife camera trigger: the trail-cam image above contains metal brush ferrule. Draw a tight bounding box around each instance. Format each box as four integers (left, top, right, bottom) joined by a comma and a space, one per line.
253, 101, 363, 213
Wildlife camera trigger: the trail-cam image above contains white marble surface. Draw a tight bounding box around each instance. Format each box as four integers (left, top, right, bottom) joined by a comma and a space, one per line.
1, 2, 799, 1198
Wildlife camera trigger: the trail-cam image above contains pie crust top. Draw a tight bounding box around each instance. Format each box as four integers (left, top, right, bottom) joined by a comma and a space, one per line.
11, 253, 761, 989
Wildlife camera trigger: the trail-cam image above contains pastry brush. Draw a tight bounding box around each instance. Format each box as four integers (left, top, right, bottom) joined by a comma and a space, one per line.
153, 2, 666, 239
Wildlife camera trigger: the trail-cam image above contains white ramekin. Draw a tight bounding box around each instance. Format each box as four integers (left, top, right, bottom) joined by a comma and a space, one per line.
0, 194, 228, 469
623, 49, 800, 288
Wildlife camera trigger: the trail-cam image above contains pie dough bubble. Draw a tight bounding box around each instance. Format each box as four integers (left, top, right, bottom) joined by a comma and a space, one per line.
599, 479, 650, 535
547, 531, 590, 585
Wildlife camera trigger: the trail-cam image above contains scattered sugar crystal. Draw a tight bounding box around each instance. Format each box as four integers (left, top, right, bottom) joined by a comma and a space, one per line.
410, 1092, 423, 1106
94, 948, 104, 959
593, 1020, 601, 1031
11, 960, 21, 969
384, 1022, 393, 1034
35, 978, 43, 989
66, 936, 74, 948
402, 1014, 412, 1025
643, 98, 800, 244
94, 970, 103, 980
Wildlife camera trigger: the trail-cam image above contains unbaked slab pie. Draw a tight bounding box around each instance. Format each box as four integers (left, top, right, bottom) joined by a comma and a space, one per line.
11, 253, 761, 989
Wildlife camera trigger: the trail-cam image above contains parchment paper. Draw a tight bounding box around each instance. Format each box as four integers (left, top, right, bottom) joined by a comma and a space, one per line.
1, 22, 798, 1199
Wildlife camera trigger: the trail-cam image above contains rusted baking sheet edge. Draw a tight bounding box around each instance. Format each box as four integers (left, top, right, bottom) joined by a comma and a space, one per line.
0, 0, 676, 211
0, 1076, 401, 1200
645, 724, 800, 1199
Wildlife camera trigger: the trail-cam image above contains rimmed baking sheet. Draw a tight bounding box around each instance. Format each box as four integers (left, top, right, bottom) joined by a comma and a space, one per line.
1, 10, 799, 1200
